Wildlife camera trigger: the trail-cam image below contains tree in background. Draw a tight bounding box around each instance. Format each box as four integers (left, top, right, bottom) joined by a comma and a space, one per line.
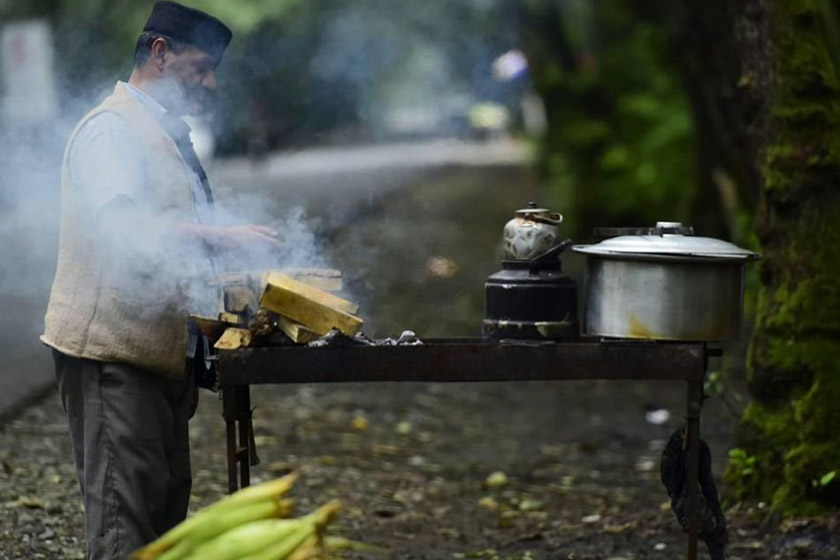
518, 0, 840, 516
721, 0, 840, 515
512, 0, 697, 237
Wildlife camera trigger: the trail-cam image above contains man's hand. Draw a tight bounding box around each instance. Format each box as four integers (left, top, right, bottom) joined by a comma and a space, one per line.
201, 224, 288, 272
177, 223, 284, 255
220, 225, 284, 252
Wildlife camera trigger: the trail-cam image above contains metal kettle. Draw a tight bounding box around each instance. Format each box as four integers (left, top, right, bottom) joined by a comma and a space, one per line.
503, 202, 564, 260
484, 204, 579, 341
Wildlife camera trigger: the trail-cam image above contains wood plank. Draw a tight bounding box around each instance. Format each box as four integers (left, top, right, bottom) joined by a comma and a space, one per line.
219, 312, 245, 326
214, 328, 254, 350
259, 273, 363, 336
261, 272, 357, 315
276, 316, 320, 344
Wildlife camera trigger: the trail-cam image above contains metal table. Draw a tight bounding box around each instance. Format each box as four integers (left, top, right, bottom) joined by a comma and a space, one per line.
217, 338, 710, 560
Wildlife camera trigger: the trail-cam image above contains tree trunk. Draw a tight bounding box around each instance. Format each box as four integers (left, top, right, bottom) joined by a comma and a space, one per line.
725, 0, 840, 514
666, 0, 764, 241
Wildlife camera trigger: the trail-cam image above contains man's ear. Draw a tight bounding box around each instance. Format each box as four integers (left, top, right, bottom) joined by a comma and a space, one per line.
149, 38, 169, 72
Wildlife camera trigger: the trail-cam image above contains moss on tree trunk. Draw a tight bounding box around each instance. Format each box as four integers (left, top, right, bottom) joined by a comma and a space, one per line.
724, 0, 840, 515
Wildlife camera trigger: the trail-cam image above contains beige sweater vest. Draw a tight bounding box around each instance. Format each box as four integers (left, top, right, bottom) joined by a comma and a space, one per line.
43, 82, 202, 378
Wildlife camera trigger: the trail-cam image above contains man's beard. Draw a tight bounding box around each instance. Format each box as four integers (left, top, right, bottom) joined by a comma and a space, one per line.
184, 85, 216, 117
154, 75, 215, 117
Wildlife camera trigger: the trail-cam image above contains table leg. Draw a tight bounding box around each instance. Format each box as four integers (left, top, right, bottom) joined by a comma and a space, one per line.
236, 385, 252, 488
222, 386, 239, 494
685, 379, 703, 560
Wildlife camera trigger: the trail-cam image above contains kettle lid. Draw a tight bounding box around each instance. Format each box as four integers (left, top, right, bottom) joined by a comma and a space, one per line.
515, 201, 552, 215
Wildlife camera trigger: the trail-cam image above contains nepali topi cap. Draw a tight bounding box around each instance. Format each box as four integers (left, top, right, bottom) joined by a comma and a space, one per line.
143, 1, 233, 66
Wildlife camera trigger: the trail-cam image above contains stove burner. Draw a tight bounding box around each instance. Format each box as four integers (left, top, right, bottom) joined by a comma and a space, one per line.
483, 240, 579, 340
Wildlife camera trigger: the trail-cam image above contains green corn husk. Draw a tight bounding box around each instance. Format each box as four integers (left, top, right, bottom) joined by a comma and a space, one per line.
239, 501, 341, 560
236, 522, 316, 560
183, 518, 303, 560
157, 538, 193, 560
207, 473, 299, 511
281, 534, 322, 560
324, 536, 386, 555
156, 498, 287, 560
133, 474, 299, 560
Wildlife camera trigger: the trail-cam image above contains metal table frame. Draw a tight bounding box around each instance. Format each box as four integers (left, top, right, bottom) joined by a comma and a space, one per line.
217, 339, 710, 560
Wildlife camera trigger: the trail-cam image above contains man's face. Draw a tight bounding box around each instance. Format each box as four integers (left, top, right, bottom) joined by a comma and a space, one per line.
159, 44, 218, 116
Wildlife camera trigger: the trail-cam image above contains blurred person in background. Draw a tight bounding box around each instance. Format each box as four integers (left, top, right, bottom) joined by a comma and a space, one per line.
40, 2, 281, 557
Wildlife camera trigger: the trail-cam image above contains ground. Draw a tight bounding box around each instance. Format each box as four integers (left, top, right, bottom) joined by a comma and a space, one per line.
3, 367, 839, 559
1, 151, 838, 559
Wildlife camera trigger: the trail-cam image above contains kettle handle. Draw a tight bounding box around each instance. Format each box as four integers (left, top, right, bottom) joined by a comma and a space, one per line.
530, 238, 574, 270
528, 212, 564, 226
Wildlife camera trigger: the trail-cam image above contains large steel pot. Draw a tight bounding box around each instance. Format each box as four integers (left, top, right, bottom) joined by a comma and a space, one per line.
572, 222, 760, 341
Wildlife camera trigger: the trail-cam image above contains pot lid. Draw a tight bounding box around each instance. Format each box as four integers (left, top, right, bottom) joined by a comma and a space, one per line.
572, 221, 760, 261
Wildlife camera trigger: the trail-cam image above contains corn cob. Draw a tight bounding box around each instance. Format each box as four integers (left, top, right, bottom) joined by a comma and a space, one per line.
183, 518, 302, 560
255, 533, 383, 560
236, 522, 315, 560
275, 498, 296, 518
285, 535, 322, 560
156, 538, 193, 560
155, 497, 290, 560
133, 474, 298, 560
239, 501, 341, 560
212, 474, 299, 510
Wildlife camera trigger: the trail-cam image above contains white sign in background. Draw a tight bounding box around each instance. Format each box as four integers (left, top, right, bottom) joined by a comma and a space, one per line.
1, 20, 58, 125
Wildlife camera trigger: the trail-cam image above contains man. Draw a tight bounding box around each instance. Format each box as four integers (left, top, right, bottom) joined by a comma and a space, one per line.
41, 2, 280, 558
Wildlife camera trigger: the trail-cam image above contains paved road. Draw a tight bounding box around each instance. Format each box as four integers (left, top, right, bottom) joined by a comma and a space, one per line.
210, 138, 529, 227
213, 138, 528, 189
0, 295, 54, 424
0, 139, 530, 423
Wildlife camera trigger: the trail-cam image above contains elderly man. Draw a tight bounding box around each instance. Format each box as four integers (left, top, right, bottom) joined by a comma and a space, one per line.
41, 2, 278, 557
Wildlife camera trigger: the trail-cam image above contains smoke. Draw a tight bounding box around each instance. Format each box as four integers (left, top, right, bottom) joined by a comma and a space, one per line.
209, 193, 327, 271
0, 79, 332, 372
0, 130, 60, 299
0, 79, 101, 395
0, 0, 523, 368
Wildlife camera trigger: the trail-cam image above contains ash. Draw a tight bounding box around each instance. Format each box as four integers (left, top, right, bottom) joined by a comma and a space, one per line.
307, 329, 423, 348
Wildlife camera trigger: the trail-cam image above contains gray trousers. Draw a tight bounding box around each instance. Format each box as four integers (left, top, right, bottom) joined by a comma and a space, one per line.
52, 350, 194, 560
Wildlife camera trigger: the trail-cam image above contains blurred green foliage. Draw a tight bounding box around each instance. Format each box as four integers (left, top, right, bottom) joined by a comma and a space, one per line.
0, 0, 515, 152
514, 0, 696, 236
1, 0, 706, 234
214, 0, 516, 152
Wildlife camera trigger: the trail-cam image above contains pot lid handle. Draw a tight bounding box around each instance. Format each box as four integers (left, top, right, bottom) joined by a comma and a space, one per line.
593, 223, 695, 237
